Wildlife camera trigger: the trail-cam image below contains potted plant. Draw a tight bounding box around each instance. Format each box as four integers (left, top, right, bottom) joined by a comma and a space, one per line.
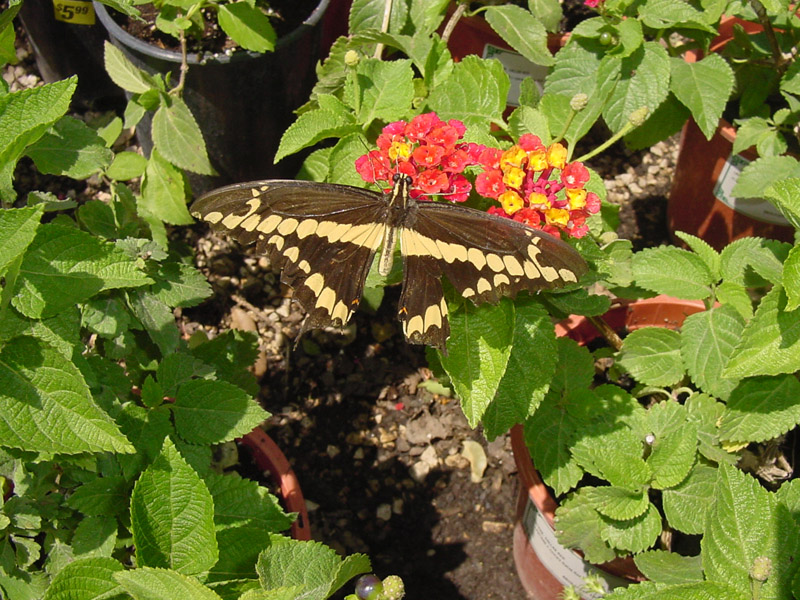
0, 13, 399, 599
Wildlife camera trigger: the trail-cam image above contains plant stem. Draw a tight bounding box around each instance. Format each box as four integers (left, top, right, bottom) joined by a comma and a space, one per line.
373, 0, 394, 59
750, 0, 789, 74
174, 29, 189, 95
588, 314, 624, 351
441, 2, 468, 45
573, 117, 637, 163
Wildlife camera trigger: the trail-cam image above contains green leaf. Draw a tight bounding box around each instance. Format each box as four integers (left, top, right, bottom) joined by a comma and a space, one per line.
674, 231, 721, 278
784, 245, 800, 311
603, 42, 670, 133
72, 515, 118, 558
114, 567, 223, 600
572, 427, 651, 489
126, 288, 181, 355
605, 581, 748, 599
632, 245, 715, 299
732, 155, 800, 199
0, 306, 81, 359
508, 105, 551, 143
669, 54, 733, 139
702, 464, 800, 598
483, 301, 556, 439
349, 0, 407, 33
140, 149, 193, 225
107, 151, 148, 181
189, 329, 259, 396
426, 55, 509, 132
66, 476, 129, 516
274, 101, 357, 163
764, 177, 800, 230
617, 327, 684, 387
732, 116, 786, 157
680, 305, 745, 401
12, 222, 153, 319
352, 59, 415, 127
78, 200, 118, 239
103, 41, 154, 94
152, 98, 215, 176
555, 489, 617, 564
545, 39, 605, 98
725, 286, 800, 378
719, 375, 800, 443
643, 402, 698, 489
131, 437, 218, 575
255, 538, 370, 600
43, 557, 125, 600
173, 379, 268, 445
26, 116, 112, 178
82, 294, 131, 337
150, 261, 212, 309
217, 2, 276, 53
0, 205, 42, 279
0, 77, 76, 199
585, 486, 649, 520
634, 550, 704, 585
661, 462, 717, 535
601, 501, 661, 554
484, 5, 554, 67
0, 336, 134, 454
408, 0, 449, 35
440, 300, 514, 427
327, 133, 371, 187
525, 399, 583, 496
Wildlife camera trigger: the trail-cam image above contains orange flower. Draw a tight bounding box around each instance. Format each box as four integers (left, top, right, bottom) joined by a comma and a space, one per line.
546, 143, 567, 169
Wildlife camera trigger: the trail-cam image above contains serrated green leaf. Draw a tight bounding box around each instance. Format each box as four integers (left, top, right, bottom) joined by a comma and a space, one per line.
725, 286, 800, 377
256, 538, 370, 600
484, 5, 554, 67
349, 0, 408, 33
72, 515, 118, 558
107, 151, 148, 181
188, 329, 259, 396
0, 77, 76, 199
605, 581, 748, 599
0, 306, 81, 359
0, 205, 42, 279
11, 223, 153, 319
673, 231, 720, 277
702, 464, 800, 598
126, 288, 181, 355
618, 327, 684, 387
426, 55, 509, 132
639, 0, 715, 29
66, 476, 128, 516
483, 301, 556, 438
662, 460, 718, 534
173, 379, 268, 445
640, 401, 698, 489
140, 149, 193, 226
78, 200, 117, 239
131, 437, 218, 575
784, 245, 800, 311
603, 42, 670, 133
217, 2, 276, 53
408, 0, 449, 35
716, 281, 753, 320
572, 427, 651, 489
152, 98, 215, 176
681, 305, 745, 401
555, 488, 617, 564
103, 41, 153, 94
151, 260, 212, 308
632, 245, 715, 299
732, 155, 800, 199
525, 399, 584, 496
601, 501, 661, 554
115, 566, 223, 600
353, 59, 415, 126
274, 104, 357, 163
327, 133, 370, 187
440, 300, 514, 427
585, 486, 649, 520
507, 105, 551, 143
669, 54, 733, 139
43, 557, 125, 600
764, 176, 800, 230
633, 550, 704, 586
0, 336, 134, 454
81, 294, 131, 338
545, 39, 605, 98
26, 116, 112, 178
719, 375, 800, 443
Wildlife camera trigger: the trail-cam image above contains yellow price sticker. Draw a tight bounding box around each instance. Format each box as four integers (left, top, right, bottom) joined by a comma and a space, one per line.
53, 0, 95, 25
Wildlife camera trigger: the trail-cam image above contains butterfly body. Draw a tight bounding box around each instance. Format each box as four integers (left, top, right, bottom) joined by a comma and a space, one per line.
191, 175, 588, 350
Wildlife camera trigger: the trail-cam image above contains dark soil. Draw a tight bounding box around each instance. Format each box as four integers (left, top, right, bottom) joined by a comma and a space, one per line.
11, 17, 675, 600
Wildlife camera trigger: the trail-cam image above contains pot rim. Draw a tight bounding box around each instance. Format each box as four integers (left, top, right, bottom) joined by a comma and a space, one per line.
93, 0, 330, 65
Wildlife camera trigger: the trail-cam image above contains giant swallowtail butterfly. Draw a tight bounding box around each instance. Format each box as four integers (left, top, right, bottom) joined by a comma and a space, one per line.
191, 174, 588, 350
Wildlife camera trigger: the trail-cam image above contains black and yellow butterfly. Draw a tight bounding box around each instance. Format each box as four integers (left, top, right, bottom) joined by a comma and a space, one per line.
191, 174, 588, 350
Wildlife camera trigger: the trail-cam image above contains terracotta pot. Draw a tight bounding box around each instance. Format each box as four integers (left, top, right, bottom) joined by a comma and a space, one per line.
93, 0, 330, 193
240, 427, 311, 541
667, 17, 795, 250
511, 296, 706, 599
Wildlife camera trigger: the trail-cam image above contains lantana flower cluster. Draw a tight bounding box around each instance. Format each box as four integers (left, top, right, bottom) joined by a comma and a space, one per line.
355, 115, 600, 238
475, 133, 600, 238
355, 112, 481, 202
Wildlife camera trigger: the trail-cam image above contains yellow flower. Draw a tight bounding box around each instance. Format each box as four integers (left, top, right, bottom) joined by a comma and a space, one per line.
503, 166, 525, 189
500, 145, 527, 169
528, 149, 548, 171
546, 143, 567, 169
545, 207, 570, 226
565, 188, 587, 209
528, 191, 549, 207
389, 141, 411, 161
499, 190, 524, 214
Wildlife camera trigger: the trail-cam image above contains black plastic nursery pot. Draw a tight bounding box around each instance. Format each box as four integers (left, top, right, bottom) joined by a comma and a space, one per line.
93, 0, 331, 193
19, 0, 123, 106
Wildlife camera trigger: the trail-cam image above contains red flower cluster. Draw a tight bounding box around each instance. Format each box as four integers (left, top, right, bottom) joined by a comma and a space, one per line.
475, 134, 600, 238
355, 113, 480, 202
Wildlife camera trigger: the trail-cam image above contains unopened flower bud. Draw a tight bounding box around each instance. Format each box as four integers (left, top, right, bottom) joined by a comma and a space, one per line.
570, 93, 588, 112
344, 50, 360, 67
628, 107, 649, 127
382, 575, 405, 599
750, 556, 772, 582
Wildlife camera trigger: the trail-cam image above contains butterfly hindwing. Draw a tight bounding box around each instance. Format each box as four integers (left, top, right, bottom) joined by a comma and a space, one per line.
191, 180, 389, 331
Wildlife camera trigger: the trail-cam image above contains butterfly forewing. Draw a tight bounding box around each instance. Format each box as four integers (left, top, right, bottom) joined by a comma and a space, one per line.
191, 180, 389, 332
